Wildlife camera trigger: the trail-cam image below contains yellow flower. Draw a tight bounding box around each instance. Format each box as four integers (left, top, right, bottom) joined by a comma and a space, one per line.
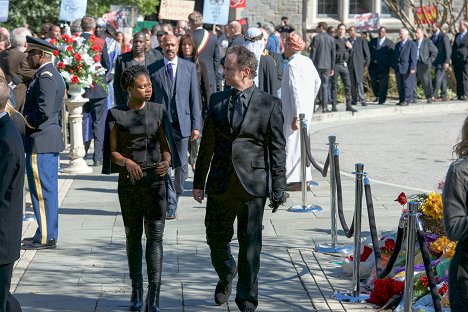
421, 192, 443, 220
429, 236, 456, 258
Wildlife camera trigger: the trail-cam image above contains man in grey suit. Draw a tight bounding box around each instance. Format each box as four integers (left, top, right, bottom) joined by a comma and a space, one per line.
310, 22, 335, 112
430, 23, 451, 101
149, 34, 202, 219
414, 27, 438, 103
348, 26, 370, 106
393, 28, 417, 106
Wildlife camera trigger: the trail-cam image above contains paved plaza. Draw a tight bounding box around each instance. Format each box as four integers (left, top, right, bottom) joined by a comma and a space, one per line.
11, 100, 468, 312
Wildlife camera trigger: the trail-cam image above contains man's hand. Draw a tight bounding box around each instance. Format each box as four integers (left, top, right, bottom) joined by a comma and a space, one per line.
193, 188, 204, 203
156, 160, 170, 176
191, 130, 200, 141
443, 63, 449, 70
410, 69, 416, 75
291, 117, 299, 131
345, 41, 352, 49
329, 69, 334, 77
269, 191, 289, 213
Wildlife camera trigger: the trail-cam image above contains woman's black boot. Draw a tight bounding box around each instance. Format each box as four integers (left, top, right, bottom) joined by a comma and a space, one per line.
145, 282, 161, 312
129, 278, 144, 311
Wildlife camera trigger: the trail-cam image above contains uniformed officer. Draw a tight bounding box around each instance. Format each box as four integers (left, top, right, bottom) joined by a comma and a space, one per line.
21, 36, 65, 250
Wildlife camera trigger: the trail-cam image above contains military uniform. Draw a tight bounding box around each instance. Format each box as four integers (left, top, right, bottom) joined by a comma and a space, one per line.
22, 37, 65, 249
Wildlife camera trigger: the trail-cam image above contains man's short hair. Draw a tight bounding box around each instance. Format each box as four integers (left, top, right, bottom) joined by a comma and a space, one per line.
226, 45, 258, 79
400, 28, 409, 35
318, 22, 328, 30
0, 79, 9, 110
81, 16, 96, 32
188, 11, 203, 28
10, 27, 31, 49
263, 23, 275, 35
337, 23, 346, 29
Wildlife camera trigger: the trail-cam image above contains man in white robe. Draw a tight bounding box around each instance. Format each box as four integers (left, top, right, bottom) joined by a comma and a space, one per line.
281, 33, 321, 190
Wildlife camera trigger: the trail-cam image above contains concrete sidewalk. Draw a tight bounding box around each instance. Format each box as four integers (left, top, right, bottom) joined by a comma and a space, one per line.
11, 101, 468, 312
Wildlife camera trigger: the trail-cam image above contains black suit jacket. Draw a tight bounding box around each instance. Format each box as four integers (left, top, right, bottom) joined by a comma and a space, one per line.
452, 32, 468, 66
0, 114, 25, 265
192, 28, 220, 93
368, 37, 394, 70
113, 50, 163, 106
414, 38, 438, 65
23, 62, 65, 154
81, 32, 108, 99
349, 36, 371, 82
193, 87, 286, 197
431, 31, 451, 66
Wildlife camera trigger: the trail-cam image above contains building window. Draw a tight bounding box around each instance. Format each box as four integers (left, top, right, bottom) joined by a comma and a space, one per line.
381, 1, 404, 17
317, 0, 339, 17
349, 0, 372, 14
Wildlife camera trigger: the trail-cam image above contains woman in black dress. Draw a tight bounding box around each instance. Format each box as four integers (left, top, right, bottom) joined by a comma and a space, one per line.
103, 65, 174, 312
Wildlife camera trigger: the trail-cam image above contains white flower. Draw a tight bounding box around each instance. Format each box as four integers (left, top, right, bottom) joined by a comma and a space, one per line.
62, 56, 72, 65
61, 71, 71, 82
74, 36, 85, 46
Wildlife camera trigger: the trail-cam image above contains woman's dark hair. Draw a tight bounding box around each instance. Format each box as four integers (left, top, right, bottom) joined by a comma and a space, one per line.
178, 34, 200, 69
120, 65, 150, 90
454, 116, 468, 158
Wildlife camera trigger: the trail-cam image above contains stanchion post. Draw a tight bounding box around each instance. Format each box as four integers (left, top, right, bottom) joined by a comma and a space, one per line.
352, 163, 364, 297
404, 202, 419, 312
288, 113, 322, 213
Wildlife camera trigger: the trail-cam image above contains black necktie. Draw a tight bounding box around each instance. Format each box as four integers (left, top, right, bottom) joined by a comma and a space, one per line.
230, 90, 243, 131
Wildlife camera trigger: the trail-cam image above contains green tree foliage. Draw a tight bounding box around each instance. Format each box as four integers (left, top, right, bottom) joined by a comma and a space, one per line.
3, 0, 159, 34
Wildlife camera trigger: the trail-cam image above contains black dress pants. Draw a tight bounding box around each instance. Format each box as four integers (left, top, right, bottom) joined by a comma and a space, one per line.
0, 263, 21, 312
205, 175, 266, 310
118, 172, 166, 284
369, 65, 390, 103
454, 62, 468, 98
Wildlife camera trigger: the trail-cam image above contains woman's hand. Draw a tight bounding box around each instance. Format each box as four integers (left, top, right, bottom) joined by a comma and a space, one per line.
125, 159, 144, 181
156, 160, 170, 176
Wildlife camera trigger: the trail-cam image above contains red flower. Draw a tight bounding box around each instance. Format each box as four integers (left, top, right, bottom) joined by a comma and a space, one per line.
58, 62, 65, 69
69, 69, 73, 74
367, 278, 404, 305
438, 282, 448, 296
49, 39, 57, 45
61, 34, 74, 44
74, 53, 82, 62
93, 55, 101, 62
91, 45, 101, 52
395, 192, 407, 205
53, 50, 59, 56
421, 276, 429, 287
66, 45, 73, 52
71, 76, 79, 84
76, 66, 81, 73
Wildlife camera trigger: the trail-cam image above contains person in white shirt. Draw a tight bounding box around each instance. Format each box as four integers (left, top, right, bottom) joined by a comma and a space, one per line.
281, 33, 321, 191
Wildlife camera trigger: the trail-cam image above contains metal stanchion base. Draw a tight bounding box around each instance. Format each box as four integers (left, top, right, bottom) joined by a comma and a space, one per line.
23, 213, 36, 222
315, 243, 353, 253
333, 291, 370, 303
288, 205, 322, 213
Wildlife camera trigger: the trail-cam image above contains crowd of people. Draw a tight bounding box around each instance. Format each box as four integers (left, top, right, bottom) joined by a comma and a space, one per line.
1, 9, 468, 312
310, 20, 468, 112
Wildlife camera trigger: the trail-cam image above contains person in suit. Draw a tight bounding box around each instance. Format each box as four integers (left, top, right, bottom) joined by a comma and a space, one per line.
21, 36, 65, 250
393, 28, 418, 106
227, 21, 245, 48
114, 32, 162, 107
452, 20, 468, 101
430, 23, 452, 101
368, 26, 394, 105
310, 22, 335, 112
0, 79, 24, 312
192, 45, 287, 312
348, 26, 371, 106
332, 23, 356, 112
79, 16, 108, 166
188, 11, 220, 93
413, 27, 438, 103
0, 27, 35, 113
148, 34, 201, 220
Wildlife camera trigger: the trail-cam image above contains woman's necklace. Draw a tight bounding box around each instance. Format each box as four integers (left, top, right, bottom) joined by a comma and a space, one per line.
127, 101, 146, 110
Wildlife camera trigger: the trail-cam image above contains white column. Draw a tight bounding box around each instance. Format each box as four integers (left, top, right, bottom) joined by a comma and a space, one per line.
342, 0, 350, 25
63, 97, 92, 174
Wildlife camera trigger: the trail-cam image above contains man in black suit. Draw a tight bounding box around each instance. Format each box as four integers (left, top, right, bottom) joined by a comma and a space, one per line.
79, 16, 108, 166
192, 46, 287, 312
414, 27, 438, 103
368, 27, 394, 104
310, 22, 335, 112
21, 36, 65, 250
188, 11, 220, 93
452, 20, 468, 101
393, 28, 417, 106
348, 26, 370, 106
149, 34, 201, 219
430, 23, 451, 101
0, 80, 24, 312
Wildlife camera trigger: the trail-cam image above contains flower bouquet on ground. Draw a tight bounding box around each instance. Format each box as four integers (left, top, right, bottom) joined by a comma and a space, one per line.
51, 34, 106, 90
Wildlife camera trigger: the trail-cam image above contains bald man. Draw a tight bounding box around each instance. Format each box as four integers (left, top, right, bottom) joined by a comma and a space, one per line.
228, 21, 244, 48
148, 34, 202, 219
